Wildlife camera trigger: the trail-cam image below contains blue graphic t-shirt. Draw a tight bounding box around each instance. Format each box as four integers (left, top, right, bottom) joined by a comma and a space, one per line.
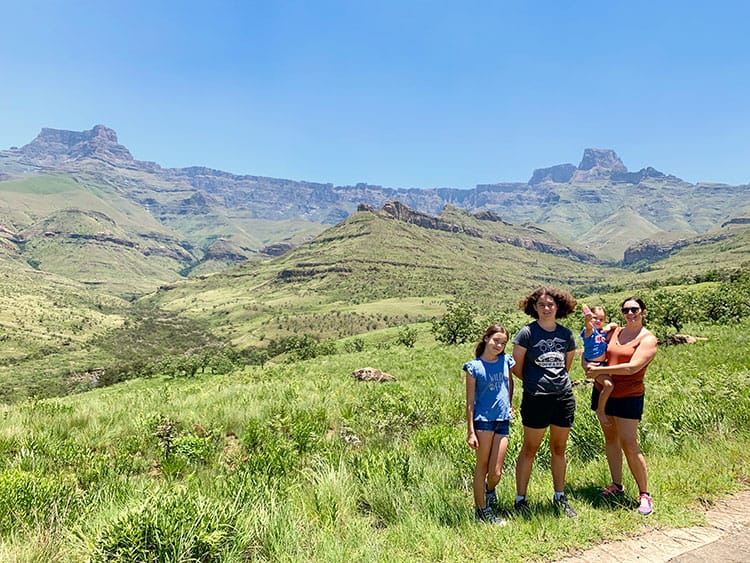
513, 322, 576, 396
463, 354, 515, 422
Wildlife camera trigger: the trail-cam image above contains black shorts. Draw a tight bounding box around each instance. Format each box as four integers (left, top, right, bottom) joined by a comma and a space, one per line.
591, 387, 644, 420
520, 389, 576, 429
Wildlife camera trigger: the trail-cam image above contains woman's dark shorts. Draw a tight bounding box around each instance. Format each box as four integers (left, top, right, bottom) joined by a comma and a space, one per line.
591, 387, 644, 420
473, 419, 510, 436
520, 389, 575, 429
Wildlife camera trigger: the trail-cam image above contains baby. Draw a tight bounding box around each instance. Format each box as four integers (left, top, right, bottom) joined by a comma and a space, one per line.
580, 305, 617, 426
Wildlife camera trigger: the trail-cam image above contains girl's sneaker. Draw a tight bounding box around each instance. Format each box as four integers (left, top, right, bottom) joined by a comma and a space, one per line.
485, 483, 498, 509
600, 483, 625, 497
475, 506, 507, 526
638, 493, 653, 515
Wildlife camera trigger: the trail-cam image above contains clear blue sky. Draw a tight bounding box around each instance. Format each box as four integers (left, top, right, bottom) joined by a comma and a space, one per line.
2, 1, 748, 188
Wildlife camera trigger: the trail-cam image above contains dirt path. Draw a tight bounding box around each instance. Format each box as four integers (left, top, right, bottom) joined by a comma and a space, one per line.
556, 490, 750, 563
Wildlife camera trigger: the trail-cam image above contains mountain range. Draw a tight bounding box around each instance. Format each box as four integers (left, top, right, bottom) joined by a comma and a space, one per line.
0, 125, 748, 296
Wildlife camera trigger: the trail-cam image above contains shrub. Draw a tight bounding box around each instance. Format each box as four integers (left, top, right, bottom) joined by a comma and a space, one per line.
396, 326, 418, 348
87, 487, 237, 561
0, 469, 81, 534
343, 337, 366, 353
432, 301, 480, 345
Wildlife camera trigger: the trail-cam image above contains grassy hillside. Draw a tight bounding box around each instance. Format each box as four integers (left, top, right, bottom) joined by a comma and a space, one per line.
150, 208, 624, 348
0, 320, 746, 560
0, 174, 197, 295
621, 223, 750, 285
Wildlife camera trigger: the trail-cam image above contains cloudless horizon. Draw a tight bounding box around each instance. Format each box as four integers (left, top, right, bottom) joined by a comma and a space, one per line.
2, 1, 749, 188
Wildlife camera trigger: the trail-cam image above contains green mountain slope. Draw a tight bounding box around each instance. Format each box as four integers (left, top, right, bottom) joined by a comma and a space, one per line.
151, 205, 624, 348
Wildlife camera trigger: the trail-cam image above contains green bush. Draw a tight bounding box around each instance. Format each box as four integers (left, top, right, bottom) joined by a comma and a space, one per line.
0, 469, 81, 534
396, 326, 418, 348
88, 488, 237, 562
432, 301, 480, 345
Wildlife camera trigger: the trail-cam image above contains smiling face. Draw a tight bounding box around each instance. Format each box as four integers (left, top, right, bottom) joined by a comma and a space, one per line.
534, 294, 558, 321
484, 331, 508, 355
621, 299, 644, 324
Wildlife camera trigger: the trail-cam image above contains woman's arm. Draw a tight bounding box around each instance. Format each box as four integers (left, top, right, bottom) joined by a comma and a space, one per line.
586, 333, 658, 377
465, 371, 478, 449
511, 345, 526, 381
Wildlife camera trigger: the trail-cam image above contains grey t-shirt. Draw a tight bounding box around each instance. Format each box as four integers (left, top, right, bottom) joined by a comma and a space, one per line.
513, 321, 576, 396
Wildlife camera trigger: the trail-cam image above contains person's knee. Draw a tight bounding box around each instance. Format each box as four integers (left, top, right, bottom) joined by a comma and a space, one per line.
550, 442, 567, 457
519, 443, 540, 460
601, 378, 614, 389
619, 437, 641, 455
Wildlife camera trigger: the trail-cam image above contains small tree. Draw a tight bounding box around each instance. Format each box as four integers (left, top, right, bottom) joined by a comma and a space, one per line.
432, 301, 480, 345
397, 326, 418, 348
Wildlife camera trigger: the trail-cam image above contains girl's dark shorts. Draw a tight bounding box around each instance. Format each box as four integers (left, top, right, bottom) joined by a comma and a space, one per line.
520, 389, 575, 429
473, 419, 510, 436
591, 387, 644, 420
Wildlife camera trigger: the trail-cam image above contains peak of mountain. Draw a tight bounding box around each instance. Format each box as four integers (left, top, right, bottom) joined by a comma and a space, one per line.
19, 124, 134, 164
1, 125, 747, 266
578, 148, 627, 173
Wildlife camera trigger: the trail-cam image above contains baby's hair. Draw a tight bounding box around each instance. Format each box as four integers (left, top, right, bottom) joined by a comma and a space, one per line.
475, 324, 509, 358
591, 306, 606, 319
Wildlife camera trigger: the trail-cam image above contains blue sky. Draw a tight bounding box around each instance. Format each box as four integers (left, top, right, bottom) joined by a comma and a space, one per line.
2, 1, 748, 188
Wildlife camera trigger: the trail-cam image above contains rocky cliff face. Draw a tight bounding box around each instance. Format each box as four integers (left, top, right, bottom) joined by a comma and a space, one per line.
19, 125, 134, 164
2, 125, 748, 263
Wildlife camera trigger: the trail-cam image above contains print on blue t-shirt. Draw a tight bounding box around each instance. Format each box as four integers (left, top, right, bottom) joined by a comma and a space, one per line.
463, 354, 515, 422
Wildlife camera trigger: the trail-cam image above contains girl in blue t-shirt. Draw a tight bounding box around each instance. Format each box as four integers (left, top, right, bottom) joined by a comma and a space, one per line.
464, 324, 515, 524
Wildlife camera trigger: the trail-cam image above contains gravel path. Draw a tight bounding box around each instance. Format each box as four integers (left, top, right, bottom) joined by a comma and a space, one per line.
556, 490, 750, 563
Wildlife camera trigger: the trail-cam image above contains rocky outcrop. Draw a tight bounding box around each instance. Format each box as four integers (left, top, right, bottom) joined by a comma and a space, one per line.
721, 217, 750, 228
19, 125, 134, 164
376, 201, 595, 261
351, 367, 395, 382
529, 163, 577, 185
611, 166, 667, 184
572, 149, 628, 182
623, 233, 732, 264
261, 242, 294, 256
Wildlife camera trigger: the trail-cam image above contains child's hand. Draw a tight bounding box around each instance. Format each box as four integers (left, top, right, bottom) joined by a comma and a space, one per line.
467, 432, 478, 449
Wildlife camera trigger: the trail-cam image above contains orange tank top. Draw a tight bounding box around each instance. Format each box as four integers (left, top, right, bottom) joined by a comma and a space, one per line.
598, 327, 652, 398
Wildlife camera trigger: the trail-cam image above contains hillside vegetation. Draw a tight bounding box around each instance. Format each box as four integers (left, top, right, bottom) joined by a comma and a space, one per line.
0, 318, 746, 560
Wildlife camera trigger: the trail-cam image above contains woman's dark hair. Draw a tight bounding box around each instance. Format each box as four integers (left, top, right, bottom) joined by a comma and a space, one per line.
518, 286, 577, 319
621, 296, 647, 311
475, 324, 509, 358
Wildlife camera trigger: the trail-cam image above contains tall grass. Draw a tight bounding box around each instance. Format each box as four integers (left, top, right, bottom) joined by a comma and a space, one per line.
0, 321, 747, 560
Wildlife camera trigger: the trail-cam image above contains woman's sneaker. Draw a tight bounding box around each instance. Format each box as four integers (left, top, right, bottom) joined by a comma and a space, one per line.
475, 506, 507, 526
600, 483, 625, 497
638, 493, 653, 515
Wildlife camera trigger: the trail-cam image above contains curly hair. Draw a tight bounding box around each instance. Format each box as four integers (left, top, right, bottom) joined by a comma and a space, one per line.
518, 286, 577, 319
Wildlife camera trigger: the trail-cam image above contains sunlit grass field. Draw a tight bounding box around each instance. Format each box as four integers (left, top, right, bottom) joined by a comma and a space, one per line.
0, 320, 747, 561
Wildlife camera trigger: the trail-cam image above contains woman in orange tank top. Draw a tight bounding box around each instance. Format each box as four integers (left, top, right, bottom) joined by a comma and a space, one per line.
584, 296, 658, 516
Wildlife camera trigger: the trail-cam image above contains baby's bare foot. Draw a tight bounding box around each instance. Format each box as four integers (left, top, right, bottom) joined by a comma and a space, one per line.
596, 410, 611, 426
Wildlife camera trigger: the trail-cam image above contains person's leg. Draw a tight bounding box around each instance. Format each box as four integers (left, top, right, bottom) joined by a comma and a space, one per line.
473, 430, 495, 508
548, 424, 571, 493
614, 417, 648, 494
515, 426, 546, 497
487, 433, 509, 492
598, 401, 623, 486
595, 375, 614, 426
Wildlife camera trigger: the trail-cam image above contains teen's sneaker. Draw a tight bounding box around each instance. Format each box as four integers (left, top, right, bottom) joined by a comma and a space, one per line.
600, 483, 625, 497
553, 495, 578, 518
513, 498, 530, 514
475, 506, 507, 526
485, 483, 498, 509
638, 493, 653, 515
